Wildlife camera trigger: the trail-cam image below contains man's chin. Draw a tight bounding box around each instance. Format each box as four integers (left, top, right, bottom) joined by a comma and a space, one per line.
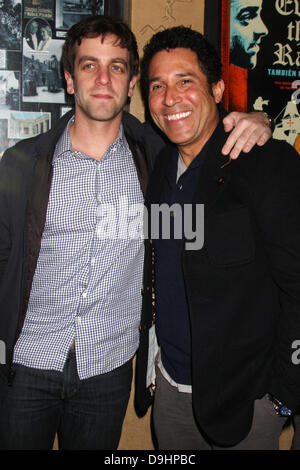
77, 105, 123, 123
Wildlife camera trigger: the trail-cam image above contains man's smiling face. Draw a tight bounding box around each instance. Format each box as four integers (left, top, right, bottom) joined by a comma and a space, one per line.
148, 47, 224, 160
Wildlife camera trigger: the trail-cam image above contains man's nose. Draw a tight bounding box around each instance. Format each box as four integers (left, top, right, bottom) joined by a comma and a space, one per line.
163, 85, 181, 107
95, 67, 111, 85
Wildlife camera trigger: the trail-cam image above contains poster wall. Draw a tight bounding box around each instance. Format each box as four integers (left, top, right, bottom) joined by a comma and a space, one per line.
220, 0, 300, 149
0, 0, 106, 157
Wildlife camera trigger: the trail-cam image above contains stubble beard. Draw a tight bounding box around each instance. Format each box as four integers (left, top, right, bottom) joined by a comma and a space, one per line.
73, 89, 128, 123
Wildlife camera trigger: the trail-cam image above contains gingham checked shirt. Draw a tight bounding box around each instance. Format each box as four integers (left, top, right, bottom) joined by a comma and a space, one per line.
13, 117, 144, 379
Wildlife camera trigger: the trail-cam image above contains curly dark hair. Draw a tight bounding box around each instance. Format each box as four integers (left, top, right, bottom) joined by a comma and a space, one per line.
62, 15, 139, 79
140, 26, 222, 108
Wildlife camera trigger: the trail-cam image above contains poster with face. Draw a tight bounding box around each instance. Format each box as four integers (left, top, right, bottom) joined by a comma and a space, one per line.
229, 0, 268, 70
24, 17, 53, 51
220, 0, 300, 148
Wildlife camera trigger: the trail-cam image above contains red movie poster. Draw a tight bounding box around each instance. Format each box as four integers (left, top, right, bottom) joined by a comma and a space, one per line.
221, 0, 300, 149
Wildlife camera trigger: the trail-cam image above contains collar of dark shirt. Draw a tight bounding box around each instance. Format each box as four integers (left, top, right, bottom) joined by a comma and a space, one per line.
166, 139, 209, 188
166, 110, 225, 187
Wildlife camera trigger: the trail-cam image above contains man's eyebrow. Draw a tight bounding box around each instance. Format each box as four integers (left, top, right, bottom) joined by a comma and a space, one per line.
77, 56, 129, 68
78, 55, 97, 65
149, 76, 162, 84
149, 72, 194, 83
111, 58, 129, 69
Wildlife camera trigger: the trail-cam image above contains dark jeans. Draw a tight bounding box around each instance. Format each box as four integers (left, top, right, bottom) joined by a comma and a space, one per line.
0, 350, 132, 450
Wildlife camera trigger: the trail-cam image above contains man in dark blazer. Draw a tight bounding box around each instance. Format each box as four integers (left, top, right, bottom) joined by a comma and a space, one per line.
135, 26, 300, 450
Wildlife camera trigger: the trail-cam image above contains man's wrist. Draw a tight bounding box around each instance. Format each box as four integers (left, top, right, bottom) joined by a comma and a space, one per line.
267, 394, 292, 417
261, 112, 275, 133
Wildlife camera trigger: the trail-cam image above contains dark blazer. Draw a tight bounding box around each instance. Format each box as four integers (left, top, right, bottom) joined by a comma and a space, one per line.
135, 118, 300, 446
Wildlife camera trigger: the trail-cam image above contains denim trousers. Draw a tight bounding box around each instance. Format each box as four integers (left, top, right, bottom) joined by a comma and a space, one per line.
0, 350, 132, 450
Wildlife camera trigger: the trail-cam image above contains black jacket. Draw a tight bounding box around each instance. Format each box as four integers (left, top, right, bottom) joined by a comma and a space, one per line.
135, 119, 300, 446
0, 109, 165, 384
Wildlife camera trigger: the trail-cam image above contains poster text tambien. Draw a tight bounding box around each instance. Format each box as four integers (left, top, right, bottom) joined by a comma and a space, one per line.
221, 0, 300, 148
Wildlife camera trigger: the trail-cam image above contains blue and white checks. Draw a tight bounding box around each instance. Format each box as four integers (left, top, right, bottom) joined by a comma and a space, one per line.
13, 117, 144, 379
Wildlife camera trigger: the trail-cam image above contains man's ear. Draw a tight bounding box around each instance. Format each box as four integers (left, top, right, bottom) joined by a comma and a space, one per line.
64, 71, 75, 95
212, 79, 225, 104
128, 75, 138, 98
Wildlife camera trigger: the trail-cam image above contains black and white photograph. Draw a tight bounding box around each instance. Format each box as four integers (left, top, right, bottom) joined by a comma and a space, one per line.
22, 40, 65, 104
56, 0, 105, 32
8, 110, 51, 139
0, 0, 22, 51
24, 18, 53, 52
0, 71, 20, 114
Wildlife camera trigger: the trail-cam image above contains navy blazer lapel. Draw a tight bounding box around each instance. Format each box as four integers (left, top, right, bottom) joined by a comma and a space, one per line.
145, 116, 233, 211
192, 120, 232, 212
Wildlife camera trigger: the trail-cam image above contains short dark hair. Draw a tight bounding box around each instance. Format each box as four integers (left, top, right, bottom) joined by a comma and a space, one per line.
62, 15, 139, 79
140, 26, 222, 105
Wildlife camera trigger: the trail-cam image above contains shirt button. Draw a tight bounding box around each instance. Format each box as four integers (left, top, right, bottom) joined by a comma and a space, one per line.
82, 291, 87, 299
91, 257, 95, 266
97, 194, 101, 202
77, 316, 82, 324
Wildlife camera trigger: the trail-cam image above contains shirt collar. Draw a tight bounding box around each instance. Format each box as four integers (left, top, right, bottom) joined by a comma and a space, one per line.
53, 115, 74, 163
53, 115, 128, 163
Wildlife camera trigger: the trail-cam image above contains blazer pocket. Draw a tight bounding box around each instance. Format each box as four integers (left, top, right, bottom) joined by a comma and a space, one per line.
205, 207, 255, 266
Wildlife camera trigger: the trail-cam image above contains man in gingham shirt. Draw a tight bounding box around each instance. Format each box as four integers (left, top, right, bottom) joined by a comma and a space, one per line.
0, 16, 272, 450
0, 15, 149, 451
